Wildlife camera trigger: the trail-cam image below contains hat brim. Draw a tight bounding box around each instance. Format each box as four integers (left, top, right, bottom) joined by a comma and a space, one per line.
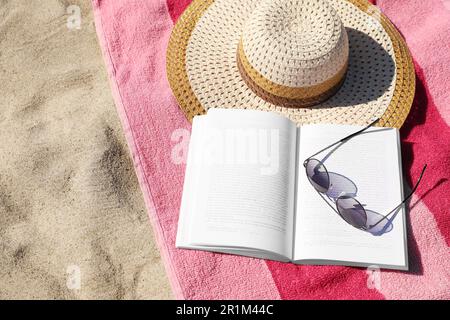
167, 0, 415, 128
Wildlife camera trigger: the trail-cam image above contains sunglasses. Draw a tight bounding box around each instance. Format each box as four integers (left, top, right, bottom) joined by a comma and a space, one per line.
304, 119, 427, 231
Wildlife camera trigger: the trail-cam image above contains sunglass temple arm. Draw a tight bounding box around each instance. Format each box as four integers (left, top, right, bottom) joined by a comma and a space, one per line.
305, 118, 380, 162
368, 164, 428, 229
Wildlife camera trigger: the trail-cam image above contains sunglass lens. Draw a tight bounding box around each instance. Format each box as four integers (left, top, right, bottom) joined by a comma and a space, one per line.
336, 196, 367, 229
305, 159, 330, 193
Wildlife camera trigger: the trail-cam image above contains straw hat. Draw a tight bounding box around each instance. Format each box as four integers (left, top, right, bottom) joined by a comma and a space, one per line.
167, 0, 415, 128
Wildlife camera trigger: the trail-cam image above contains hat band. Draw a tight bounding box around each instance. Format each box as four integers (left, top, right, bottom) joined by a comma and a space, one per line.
237, 40, 348, 108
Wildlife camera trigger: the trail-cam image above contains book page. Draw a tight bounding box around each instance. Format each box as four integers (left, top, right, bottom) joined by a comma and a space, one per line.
294, 125, 407, 269
186, 109, 297, 259
176, 115, 204, 247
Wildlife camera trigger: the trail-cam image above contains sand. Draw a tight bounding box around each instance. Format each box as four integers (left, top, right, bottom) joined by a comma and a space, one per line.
0, 0, 172, 299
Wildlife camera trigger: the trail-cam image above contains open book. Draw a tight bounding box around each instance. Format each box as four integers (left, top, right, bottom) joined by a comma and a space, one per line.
176, 109, 408, 270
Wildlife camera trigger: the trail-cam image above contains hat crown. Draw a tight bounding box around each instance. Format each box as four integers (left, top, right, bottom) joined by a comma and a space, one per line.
241, 0, 349, 88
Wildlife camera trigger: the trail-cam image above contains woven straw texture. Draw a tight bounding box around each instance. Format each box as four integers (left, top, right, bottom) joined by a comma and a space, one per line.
237, 40, 349, 107
241, 0, 348, 87
167, 0, 415, 128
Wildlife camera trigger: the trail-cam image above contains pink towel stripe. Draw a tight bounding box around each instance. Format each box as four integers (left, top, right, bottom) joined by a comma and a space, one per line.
92, 0, 185, 299
166, 0, 192, 22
